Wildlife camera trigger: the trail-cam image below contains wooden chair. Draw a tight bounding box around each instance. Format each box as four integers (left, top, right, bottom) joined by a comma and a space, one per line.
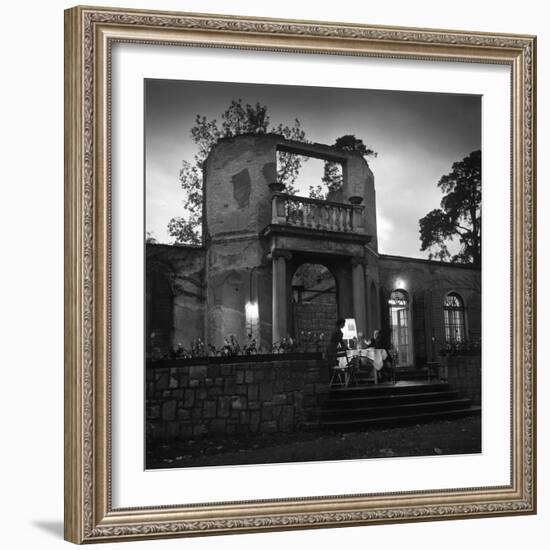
329, 350, 357, 388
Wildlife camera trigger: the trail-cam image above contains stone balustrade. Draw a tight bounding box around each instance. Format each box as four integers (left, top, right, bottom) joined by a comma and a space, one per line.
271, 193, 365, 234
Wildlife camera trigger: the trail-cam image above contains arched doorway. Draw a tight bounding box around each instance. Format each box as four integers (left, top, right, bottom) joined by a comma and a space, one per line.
388, 289, 413, 366
291, 263, 337, 339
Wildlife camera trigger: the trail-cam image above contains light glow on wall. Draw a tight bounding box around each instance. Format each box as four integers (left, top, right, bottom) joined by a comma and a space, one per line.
394, 278, 406, 290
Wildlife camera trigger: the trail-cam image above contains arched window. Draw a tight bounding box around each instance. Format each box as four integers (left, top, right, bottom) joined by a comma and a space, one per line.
388, 289, 412, 365
444, 292, 466, 343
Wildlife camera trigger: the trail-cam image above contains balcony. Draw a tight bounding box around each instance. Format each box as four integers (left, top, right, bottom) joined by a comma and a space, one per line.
271, 192, 366, 235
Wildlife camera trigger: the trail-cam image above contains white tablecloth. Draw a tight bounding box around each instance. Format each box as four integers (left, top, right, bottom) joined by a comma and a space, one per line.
347, 348, 388, 370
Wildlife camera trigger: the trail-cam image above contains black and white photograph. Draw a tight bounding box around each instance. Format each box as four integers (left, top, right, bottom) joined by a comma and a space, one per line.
144, 79, 482, 469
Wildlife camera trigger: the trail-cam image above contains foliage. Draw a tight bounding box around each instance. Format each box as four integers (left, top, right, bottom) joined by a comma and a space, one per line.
167, 212, 201, 246
156, 334, 259, 360
167, 99, 307, 244
419, 150, 481, 264
439, 339, 482, 357
333, 134, 377, 157
145, 231, 158, 244
148, 331, 327, 361
315, 135, 377, 200
272, 331, 326, 354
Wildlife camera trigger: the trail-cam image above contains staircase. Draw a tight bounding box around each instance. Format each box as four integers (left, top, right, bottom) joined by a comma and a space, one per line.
319, 380, 480, 430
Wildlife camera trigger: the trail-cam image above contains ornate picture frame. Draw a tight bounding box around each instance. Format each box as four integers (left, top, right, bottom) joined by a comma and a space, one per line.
64, 5, 536, 543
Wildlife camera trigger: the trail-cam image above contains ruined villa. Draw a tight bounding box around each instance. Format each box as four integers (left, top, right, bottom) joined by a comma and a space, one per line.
146, 133, 481, 367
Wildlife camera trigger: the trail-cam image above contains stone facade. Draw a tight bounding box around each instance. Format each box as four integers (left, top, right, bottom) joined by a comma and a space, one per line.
146, 244, 205, 353
445, 355, 482, 406
375, 254, 481, 365
146, 356, 329, 439
146, 133, 481, 369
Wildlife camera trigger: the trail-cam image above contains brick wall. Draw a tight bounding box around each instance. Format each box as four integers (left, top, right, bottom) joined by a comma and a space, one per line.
444, 354, 481, 406
146, 356, 329, 440
293, 302, 337, 337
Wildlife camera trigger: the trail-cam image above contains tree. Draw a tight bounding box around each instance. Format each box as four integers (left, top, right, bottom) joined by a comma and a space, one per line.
419, 150, 481, 264
145, 231, 158, 244
167, 99, 308, 244
311, 135, 377, 199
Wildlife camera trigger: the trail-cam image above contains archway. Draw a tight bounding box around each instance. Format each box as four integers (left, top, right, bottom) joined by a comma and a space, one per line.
291, 263, 338, 340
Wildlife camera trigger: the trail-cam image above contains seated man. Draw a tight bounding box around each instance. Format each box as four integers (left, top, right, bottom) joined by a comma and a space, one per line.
366, 329, 384, 349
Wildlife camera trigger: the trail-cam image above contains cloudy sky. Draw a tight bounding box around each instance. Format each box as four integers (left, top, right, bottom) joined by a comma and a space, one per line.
145, 79, 480, 259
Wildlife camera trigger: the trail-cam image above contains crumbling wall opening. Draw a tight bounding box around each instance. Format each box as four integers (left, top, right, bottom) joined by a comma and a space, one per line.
275, 147, 343, 200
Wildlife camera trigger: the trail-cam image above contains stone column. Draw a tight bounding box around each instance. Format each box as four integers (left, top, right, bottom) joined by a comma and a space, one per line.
271, 250, 291, 345
351, 258, 367, 337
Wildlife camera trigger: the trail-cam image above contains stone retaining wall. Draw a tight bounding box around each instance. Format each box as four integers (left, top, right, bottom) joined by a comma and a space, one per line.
146, 357, 329, 440
444, 354, 481, 406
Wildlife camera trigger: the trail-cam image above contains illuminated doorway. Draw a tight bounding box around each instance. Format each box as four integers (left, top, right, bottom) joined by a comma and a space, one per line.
389, 289, 412, 366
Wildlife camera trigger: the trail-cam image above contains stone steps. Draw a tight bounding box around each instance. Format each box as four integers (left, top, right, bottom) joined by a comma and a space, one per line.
320, 397, 472, 420
319, 380, 479, 430
329, 381, 451, 398
321, 406, 481, 430
326, 390, 461, 409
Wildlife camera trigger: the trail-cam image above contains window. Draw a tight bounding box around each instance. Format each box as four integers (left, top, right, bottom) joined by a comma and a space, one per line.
388, 289, 411, 365
444, 292, 466, 343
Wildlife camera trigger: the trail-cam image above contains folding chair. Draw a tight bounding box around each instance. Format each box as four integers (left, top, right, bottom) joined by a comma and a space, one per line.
329, 350, 356, 388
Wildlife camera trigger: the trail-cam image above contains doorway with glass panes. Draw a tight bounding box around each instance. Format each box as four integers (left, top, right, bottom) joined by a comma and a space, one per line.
388, 289, 413, 366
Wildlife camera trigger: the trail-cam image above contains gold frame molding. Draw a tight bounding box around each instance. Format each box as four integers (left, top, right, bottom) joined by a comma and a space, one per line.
64, 5, 537, 544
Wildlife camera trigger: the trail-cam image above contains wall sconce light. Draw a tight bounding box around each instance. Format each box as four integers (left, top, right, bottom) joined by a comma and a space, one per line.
395, 278, 406, 290
245, 301, 259, 336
